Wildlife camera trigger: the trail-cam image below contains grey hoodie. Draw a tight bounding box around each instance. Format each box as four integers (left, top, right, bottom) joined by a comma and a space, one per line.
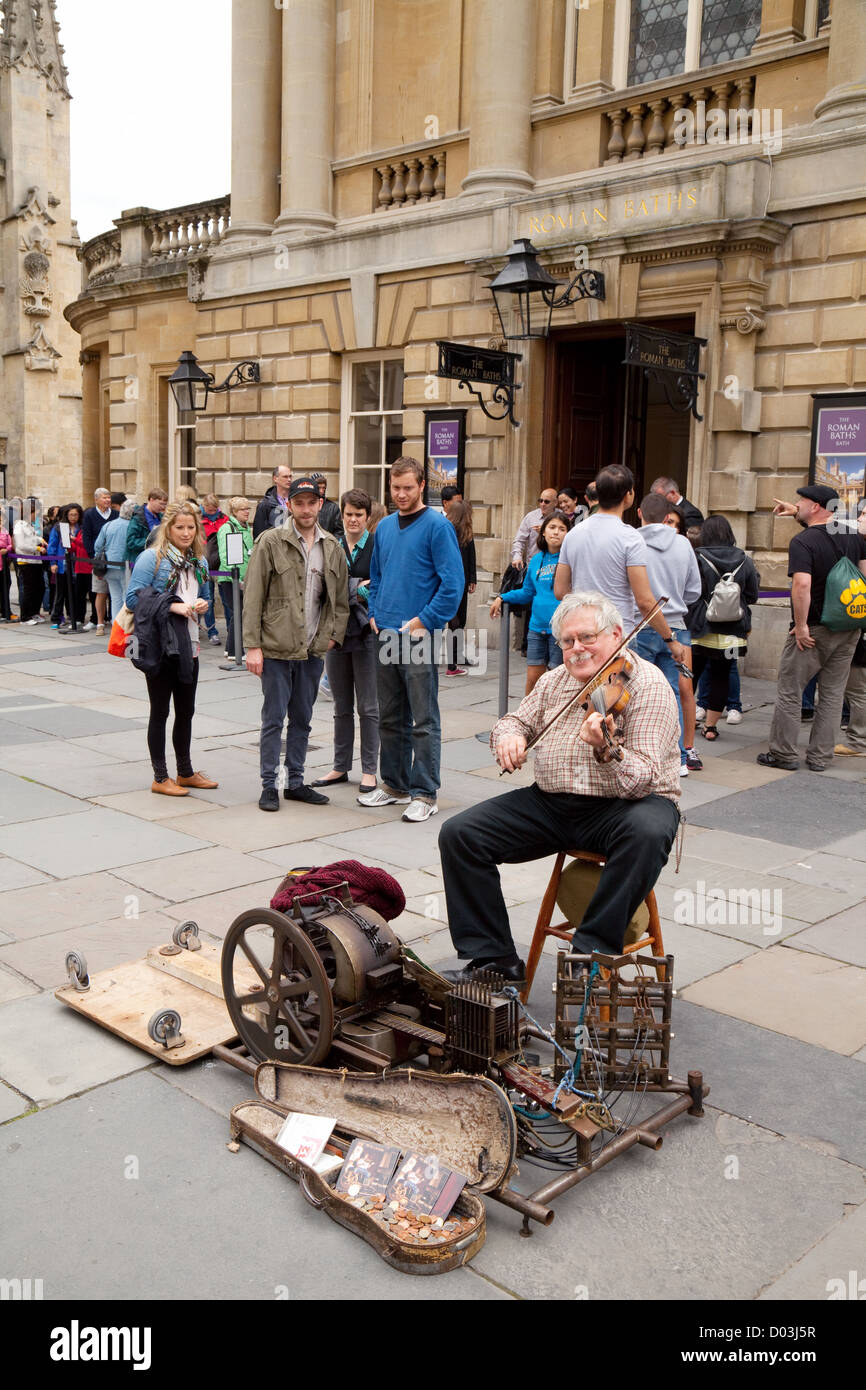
640, 524, 702, 625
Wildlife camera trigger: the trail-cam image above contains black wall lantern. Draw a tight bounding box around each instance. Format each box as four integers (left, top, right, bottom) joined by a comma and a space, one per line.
168, 350, 260, 414
489, 238, 606, 341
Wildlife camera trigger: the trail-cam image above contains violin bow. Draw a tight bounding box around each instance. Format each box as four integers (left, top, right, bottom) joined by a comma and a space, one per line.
499, 596, 669, 774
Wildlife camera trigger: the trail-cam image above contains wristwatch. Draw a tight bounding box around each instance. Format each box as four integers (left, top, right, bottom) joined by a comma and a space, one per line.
663, 636, 674, 644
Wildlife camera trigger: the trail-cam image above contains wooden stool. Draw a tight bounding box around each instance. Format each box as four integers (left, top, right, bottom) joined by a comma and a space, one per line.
521, 850, 665, 1002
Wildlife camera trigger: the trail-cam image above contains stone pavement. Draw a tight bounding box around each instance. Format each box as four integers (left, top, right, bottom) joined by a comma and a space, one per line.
0, 623, 864, 1302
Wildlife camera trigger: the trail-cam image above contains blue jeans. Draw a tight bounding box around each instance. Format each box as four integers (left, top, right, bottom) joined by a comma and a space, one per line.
696, 659, 741, 712
526, 629, 563, 668
375, 630, 441, 802
259, 656, 323, 789
632, 628, 688, 758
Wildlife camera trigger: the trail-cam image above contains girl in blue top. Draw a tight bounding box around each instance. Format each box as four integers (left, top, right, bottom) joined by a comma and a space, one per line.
490, 509, 569, 694
126, 501, 218, 798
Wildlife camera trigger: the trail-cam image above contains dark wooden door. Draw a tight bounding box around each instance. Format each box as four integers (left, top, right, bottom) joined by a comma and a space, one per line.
546, 336, 626, 498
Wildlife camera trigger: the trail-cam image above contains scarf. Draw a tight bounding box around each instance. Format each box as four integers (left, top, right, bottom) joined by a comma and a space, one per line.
164, 541, 209, 589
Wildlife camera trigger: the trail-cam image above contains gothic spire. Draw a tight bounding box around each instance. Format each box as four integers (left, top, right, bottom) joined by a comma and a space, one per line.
0, 1, 71, 97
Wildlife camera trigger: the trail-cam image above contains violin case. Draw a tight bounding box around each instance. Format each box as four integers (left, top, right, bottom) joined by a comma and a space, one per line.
228, 1063, 518, 1274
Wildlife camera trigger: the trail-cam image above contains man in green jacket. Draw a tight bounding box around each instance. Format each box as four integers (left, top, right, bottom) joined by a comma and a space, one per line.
243, 477, 349, 811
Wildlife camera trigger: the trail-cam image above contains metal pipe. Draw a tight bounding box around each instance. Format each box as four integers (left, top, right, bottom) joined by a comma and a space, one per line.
498, 603, 510, 718
488, 1183, 555, 1227
527, 1126, 642, 1205
212, 1043, 257, 1076
635, 1128, 663, 1150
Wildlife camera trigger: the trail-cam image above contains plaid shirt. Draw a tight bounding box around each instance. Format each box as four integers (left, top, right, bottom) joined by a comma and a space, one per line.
491, 653, 681, 802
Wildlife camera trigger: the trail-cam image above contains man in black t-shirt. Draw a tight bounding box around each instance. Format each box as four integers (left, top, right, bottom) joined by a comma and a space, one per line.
758, 485, 866, 771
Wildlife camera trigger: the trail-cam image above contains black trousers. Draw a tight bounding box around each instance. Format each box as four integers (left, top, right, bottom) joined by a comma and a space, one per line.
438, 783, 680, 960
0, 564, 11, 619
18, 563, 45, 620
144, 657, 199, 781
691, 646, 736, 716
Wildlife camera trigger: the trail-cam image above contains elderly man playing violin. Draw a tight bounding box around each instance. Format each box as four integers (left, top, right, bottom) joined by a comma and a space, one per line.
439, 590, 681, 987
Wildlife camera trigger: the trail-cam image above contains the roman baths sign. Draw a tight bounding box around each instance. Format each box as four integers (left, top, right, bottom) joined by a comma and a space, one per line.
523, 174, 717, 242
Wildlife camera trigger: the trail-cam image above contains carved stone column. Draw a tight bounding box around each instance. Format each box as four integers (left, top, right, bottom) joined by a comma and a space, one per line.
224, 0, 281, 239
274, 0, 336, 235
815, 0, 866, 126
462, 0, 536, 198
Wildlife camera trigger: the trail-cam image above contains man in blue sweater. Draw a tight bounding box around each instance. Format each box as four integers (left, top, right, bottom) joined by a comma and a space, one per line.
360, 456, 464, 822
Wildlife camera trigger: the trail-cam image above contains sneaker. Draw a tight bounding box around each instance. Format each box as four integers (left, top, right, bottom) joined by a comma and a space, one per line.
82, 621, 95, 631
208, 633, 221, 645
357, 787, 411, 807
51, 622, 60, 629
402, 799, 439, 823
679, 763, 689, 777
319, 673, 332, 699
24, 617, 40, 625
756, 751, 799, 770
695, 706, 706, 721
96, 624, 105, 636
446, 667, 467, 676
258, 787, 279, 812
725, 709, 743, 725
283, 784, 329, 805
685, 747, 703, 772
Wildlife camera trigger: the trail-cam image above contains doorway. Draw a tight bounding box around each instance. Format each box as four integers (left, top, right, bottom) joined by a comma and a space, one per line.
544, 318, 695, 516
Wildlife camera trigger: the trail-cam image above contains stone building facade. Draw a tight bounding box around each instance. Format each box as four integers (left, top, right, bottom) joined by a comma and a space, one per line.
65, 0, 866, 674
1, 0, 82, 500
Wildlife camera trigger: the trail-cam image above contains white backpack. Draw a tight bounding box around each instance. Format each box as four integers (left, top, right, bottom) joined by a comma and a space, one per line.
702, 556, 744, 623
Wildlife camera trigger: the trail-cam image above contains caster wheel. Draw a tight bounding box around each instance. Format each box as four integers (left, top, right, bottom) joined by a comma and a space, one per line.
172, 919, 201, 952
65, 950, 90, 992
147, 1008, 183, 1048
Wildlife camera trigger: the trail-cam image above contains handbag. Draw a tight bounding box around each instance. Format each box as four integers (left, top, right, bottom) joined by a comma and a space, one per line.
114, 604, 135, 635
107, 620, 129, 658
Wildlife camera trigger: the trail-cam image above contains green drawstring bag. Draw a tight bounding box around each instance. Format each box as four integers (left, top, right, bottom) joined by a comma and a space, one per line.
820, 536, 866, 631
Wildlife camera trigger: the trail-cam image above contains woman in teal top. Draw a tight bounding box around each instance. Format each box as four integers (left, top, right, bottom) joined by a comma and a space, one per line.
490, 509, 569, 694
216, 496, 254, 658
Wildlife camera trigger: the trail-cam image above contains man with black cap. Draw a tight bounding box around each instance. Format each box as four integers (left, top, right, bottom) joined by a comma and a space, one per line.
757, 485, 866, 772
243, 476, 348, 811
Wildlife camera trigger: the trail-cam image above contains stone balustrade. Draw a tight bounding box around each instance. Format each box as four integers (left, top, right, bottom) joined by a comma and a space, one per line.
604, 74, 758, 163
79, 196, 231, 290
376, 150, 446, 210
80, 230, 121, 287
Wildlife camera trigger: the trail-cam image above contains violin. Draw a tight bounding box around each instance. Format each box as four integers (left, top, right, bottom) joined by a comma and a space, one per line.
582, 653, 636, 762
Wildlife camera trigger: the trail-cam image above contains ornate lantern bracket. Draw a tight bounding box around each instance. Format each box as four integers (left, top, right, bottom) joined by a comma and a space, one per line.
623, 322, 707, 421
437, 340, 522, 427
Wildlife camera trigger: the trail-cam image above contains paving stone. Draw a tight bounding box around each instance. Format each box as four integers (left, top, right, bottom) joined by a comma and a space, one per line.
0, 991, 152, 1104
758, 1200, 866, 1300
77, 695, 152, 719
673, 999, 866, 1165
830, 830, 866, 862
0, 911, 180, 989
0, 693, 53, 708
88, 789, 224, 821
442, 736, 499, 772
0, 718, 53, 746
320, 810, 464, 870
0, 1072, 511, 1299
161, 884, 283, 939
648, 919, 758, 987
4, 872, 168, 940
0, 739, 112, 779
33, 759, 167, 799
677, 778, 738, 809
111, 846, 283, 900
441, 708, 502, 738
0, 964, 39, 1003
691, 756, 792, 789
769, 850, 866, 898
473, 1110, 863, 1301
853, 1046, 866, 1063
0, 808, 213, 878
0, 855, 50, 893
158, 801, 376, 852
0, 1081, 32, 1123
0, 770, 90, 827
1, 705, 144, 739
657, 854, 858, 927
682, 947, 866, 1055
790, 905, 866, 969
671, 827, 810, 872
688, 774, 866, 847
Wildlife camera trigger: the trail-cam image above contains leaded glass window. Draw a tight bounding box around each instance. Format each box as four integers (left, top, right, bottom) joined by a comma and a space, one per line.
628, 0, 688, 86
817, 0, 830, 26
700, 0, 762, 67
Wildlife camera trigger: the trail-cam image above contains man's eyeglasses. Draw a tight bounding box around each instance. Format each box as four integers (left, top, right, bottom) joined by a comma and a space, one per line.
560, 632, 602, 648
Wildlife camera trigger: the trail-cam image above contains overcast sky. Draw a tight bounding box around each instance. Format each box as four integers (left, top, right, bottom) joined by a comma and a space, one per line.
56, 0, 231, 243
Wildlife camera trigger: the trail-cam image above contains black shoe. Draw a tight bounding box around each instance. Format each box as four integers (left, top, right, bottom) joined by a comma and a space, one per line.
801, 709, 815, 722
805, 762, 826, 773
258, 787, 279, 812
283, 784, 330, 805
309, 772, 348, 787
756, 752, 799, 770
440, 956, 527, 987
